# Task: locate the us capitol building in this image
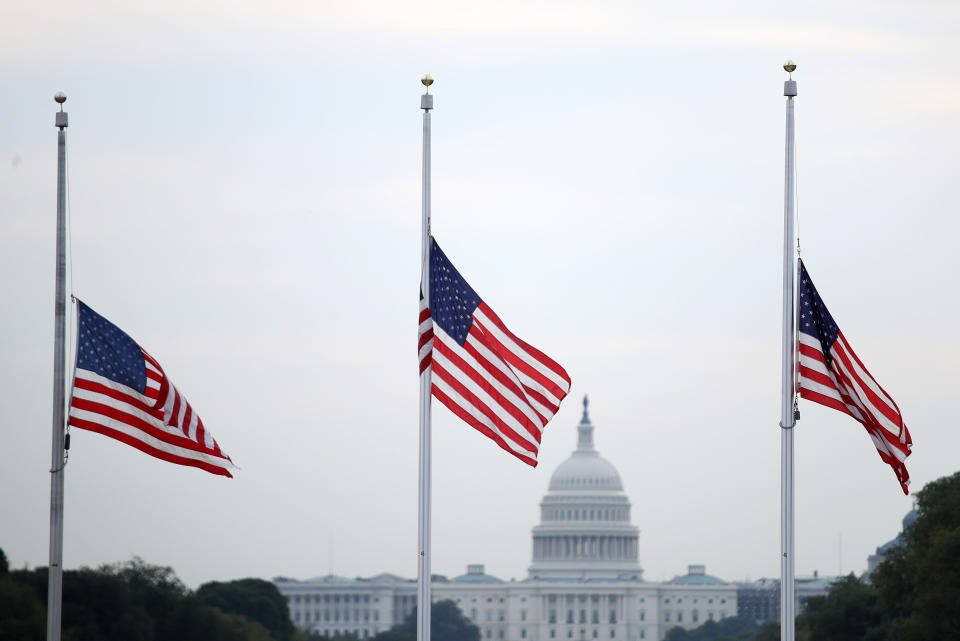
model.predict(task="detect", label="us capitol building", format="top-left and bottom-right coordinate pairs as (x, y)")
top-left (276, 398), bottom-right (738, 641)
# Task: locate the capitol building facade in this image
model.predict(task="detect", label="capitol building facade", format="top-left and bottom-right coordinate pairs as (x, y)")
top-left (276, 399), bottom-right (738, 641)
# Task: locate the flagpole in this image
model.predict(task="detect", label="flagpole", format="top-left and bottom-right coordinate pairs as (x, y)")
top-left (48, 91), bottom-right (69, 641)
top-left (780, 62), bottom-right (798, 641)
top-left (417, 74), bottom-right (434, 641)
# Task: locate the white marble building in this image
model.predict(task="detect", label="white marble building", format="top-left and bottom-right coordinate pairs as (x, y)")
top-left (276, 398), bottom-right (737, 641)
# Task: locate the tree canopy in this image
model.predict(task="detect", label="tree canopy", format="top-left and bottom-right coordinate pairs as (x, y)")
top-left (0, 553), bottom-right (294, 641)
top-left (790, 470), bottom-right (960, 641)
top-left (371, 599), bottom-right (479, 641)
top-left (197, 578), bottom-right (295, 641)
top-left (870, 470), bottom-right (960, 640)
top-left (664, 615), bottom-right (762, 641)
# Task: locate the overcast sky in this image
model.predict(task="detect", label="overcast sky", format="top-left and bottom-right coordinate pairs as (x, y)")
top-left (1, 0), bottom-right (958, 590)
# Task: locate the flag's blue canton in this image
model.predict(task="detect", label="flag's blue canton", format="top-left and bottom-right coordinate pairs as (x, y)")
top-left (799, 260), bottom-right (840, 366)
top-left (429, 237), bottom-right (481, 346)
top-left (76, 301), bottom-right (147, 393)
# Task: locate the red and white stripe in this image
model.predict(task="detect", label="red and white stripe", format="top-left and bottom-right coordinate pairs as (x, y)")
top-left (418, 295), bottom-right (433, 375)
top-left (798, 330), bottom-right (912, 493)
top-left (69, 347), bottom-right (235, 477)
top-left (419, 300), bottom-right (570, 467)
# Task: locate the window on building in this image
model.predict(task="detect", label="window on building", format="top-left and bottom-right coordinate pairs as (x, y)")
top-left (692, 610), bottom-right (698, 623)
top-left (610, 630), bottom-right (615, 639)
top-left (677, 612), bottom-right (683, 622)
top-left (708, 612), bottom-right (714, 621)
top-left (499, 630), bottom-right (504, 639)
top-left (472, 609), bottom-right (478, 620)
top-left (522, 610), bottom-right (527, 621)
top-left (664, 611), bottom-right (670, 623)
top-left (567, 631), bottom-right (572, 639)
top-left (550, 630), bottom-right (556, 639)
top-left (487, 611), bottom-right (492, 622)
top-left (522, 630), bottom-right (527, 639)
top-left (499, 611), bottom-right (505, 622)
top-left (580, 610), bottom-right (586, 624)
top-left (640, 630), bottom-right (645, 640)
top-left (549, 609), bottom-right (557, 624)
top-left (592, 610), bottom-right (599, 624)
top-left (486, 631), bottom-right (492, 639)
top-left (567, 610), bottom-right (574, 624)
top-left (592, 630), bottom-right (598, 639)
top-left (609, 610), bottom-right (616, 624)
top-left (639, 611), bottom-right (644, 622)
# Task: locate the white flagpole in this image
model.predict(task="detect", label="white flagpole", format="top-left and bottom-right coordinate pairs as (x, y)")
top-left (418, 74), bottom-right (434, 641)
top-left (48, 91), bottom-right (69, 641)
top-left (780, 61), bottom-right (798, 641)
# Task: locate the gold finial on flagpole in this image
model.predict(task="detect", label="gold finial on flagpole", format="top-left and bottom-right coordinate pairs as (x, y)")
top-left (421, 74), bottom-right (434, 92)
top-left (783, 60), bottom-right (797, 78)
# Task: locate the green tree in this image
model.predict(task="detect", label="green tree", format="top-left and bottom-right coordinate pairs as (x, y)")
top-left (785, 470), bottom-right (960, 641)
top-left (663, 615), bottom-right (761, 641)
top-left (372, 600), bottom-right (480, 641)
top-left (872, 470), bottom-right (960, 640)
top-left (795, 575), bottom-right (882, 641)
top-left (751, 623), bottom-right (779, 641)
top-left (0, 572), bottom-right (45, 641)
top-left (0, 554), bottom-right (291, 641)
top-left (197, 578), bottom-right (295, 641)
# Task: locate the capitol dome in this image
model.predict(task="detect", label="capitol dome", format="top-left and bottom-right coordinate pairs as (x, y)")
top-left (528, 397), bottom-right (642, 581)
top-left (547, 407), bottom-right (624, 492)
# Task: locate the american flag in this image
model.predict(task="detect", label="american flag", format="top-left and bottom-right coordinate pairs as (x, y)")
top-left (797, 260), bottom-right (912, 493)
top-left (68, 300), bottom-right (235, 477)
top-left (418, 237), bottom-right (571, 466)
